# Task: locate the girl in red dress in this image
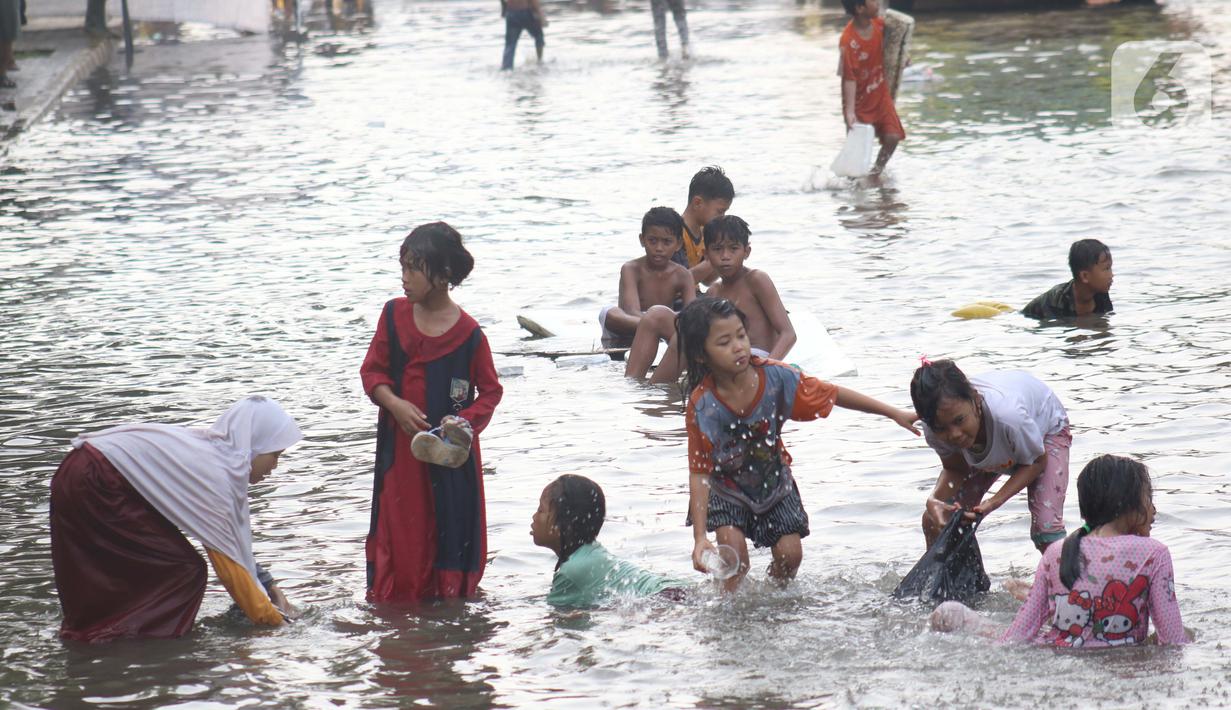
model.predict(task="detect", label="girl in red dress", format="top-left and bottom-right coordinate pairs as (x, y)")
top-left (360, 222), bottom-right (503, 602)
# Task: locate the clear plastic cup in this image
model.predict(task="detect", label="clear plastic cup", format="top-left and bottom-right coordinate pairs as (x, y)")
top-left (701, 544), bottom-right (740, 581)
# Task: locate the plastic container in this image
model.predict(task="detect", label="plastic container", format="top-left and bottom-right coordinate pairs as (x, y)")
top-left (831, 123), bottom-right (875, 178)
top-left (701, 544), bottom-right (740, 581)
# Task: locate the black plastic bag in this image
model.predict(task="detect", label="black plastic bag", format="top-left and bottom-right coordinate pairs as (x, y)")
top-left (892, 511), bottom-right (991, 603)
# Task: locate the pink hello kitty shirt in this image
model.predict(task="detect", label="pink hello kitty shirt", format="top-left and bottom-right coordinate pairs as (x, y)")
top-left (1002, 535), bottom-right (1187, 647)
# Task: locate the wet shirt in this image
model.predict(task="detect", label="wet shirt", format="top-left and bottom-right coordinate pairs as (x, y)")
top-left (687, 359), bottom-right (838, 514)
top-left (547, 542), bottom-right (682, 607)
top-left (1022, 280), bottom-right (1114, 319)
top-left (1002, 535), bottom-right (1187, 647)
top-left (922, 371), bottom-right (1067, 475)
top-left (840, 18), bottom-right (891, 118)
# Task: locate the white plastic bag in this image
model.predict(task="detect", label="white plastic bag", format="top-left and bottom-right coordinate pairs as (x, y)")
top-left (830, 123), bottom-right (875, 178)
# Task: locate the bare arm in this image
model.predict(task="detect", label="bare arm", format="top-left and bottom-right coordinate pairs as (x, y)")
top-left (924, 452), bottom-right (974, 535)
top-left (530, 0), bottom-right (546, 23)
top-left (690, 259), bottom-right (717, 287)
top-left (843, 79), bottom-right (857, 129)
top-left (748, 270), bottom-right (796, 360)
top-left (689, 472), bottom-right (716, 572)
top-left (974, 453), bottom-right (1047, 517)
top-left (372, 383), bottom-right (429, 433)
top-left (834, 385), bottom-right (919, 435)
top-left (678, 268), bottom-right (697, 307)
top-left (617, 261), bottom-right (643, 314)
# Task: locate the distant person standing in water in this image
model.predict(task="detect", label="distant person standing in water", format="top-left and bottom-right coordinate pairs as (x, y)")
top-left (0, 0), bottom-right (20, 89)
top-left (501, 0), bottom-right (547, 70)
top-left (838, 0), bottom-right (905, 177)
top-left (652, 0), bottom-right (689, 60)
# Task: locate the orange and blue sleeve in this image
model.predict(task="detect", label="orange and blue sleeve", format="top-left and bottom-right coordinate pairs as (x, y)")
top-left (791, 374), bottom-right (838, 421)
top-left (206, 549), bottom-right (284, 627)
top-left (686, 399), bottom-right (713, 477)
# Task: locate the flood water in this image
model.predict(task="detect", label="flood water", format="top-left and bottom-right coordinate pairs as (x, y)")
top-left (2, 0), bottom-right (1230, 706)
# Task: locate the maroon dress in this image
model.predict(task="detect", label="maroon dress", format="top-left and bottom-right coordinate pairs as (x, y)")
top-left (50, 444), bottom-right (208, 642)
top-left (360, 299), bottom-right (503, 602)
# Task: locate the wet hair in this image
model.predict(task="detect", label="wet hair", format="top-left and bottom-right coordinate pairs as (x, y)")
top-left (687, 166), bottom-right (735, 204)
top-left (399, 221), bottom-right (475, 287)
top-left (641, 206), bottom-right (685, 239)
top-left (909, 359), bottom-right (978, 428)
top-left (676, 297), bottom-right (749, 398)
top-left (702, 215), bottom-right (751, 248)
top-left (840, 0), bottom-right (868, 14)
top-left (1068, 239), bottom-right (1110, 278)
top-left (545, 474), bottom-right (606, 566)
top-left (1059, 455), bottom-right (1153, 589)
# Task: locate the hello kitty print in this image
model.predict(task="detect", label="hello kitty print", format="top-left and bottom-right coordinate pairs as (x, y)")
top-left (1002, 535), bottom-right (1187, 647)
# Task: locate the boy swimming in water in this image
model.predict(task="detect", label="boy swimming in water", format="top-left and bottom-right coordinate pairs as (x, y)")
top-left (1022, 239), bottom-right (1114, 319)
top-left (838, 0), bottom-right (904, 177)
top-left (601, 207), bottom-right (697, 349)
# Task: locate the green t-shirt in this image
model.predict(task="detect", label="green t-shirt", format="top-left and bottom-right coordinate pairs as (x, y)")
top-left (546, 542), bottom-right (683, 608)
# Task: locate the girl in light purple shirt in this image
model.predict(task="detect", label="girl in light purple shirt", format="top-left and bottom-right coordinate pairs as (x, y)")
top-left (932, 454), bottom-right (1189, 647)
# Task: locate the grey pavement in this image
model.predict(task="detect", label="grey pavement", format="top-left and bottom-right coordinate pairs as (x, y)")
top-left (1, 12), bottom-right (119, 154)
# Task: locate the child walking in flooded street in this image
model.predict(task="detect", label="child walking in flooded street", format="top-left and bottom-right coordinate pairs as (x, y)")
top-left (681, 298), bottom-right (918, 591)
top-left (501, 0), bottom-right (547, 70)
top-left (361, 222), bottom-right (503, 602)
top-left (651, 0), bottom-right (690, 60)
top-left (838, 0), bottom-right (905, 177)
top-left (932, 455), bottom-right (1190, 648)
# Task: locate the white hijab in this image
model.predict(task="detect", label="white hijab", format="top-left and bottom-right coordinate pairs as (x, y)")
top-left (73, 395), bottom-right (303, 589)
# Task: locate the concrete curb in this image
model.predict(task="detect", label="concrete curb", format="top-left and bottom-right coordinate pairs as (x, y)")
top-left (2, 35), bottom-right (115, 147)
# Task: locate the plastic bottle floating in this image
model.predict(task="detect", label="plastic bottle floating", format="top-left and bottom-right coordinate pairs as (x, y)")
top-left (951, 301), bottom-right (1015, 320)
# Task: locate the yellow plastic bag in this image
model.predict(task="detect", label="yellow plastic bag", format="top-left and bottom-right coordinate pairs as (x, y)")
top-left (951, 301), bottom-right (1014, 319)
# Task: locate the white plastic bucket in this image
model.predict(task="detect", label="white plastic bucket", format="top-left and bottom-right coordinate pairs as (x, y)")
top-left (831, 123), bottom-right (875, 178)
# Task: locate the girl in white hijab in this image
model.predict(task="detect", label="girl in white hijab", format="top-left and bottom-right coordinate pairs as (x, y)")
top-left (50, 395), bottom-right (302, 642)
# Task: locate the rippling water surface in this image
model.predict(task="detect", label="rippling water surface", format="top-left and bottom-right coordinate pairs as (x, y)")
top-left (2, 0), bottom-right (1230, 706)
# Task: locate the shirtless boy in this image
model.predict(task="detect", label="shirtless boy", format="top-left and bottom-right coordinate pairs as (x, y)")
top-left (626, 215), bottom-right (795, 383)
top-left (600, 206), bottom-right (697, 348)
top-left (702, 216), bottom-right (796, 361)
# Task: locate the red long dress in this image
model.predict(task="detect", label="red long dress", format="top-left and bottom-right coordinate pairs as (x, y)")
top-left (360, 299), bottom-right (503, 602)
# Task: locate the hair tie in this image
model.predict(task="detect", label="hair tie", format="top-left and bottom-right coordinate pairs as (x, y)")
top-left (919, 355), bottom-right (933, 367)
top-left (1081, 523), bottom-right (1091, 534)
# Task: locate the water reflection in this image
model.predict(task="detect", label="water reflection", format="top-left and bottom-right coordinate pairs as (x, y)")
top-left (367, 602), bottom-right (502, 707)
top-left (834, 184), bottom-right (910, 234)
top-left (650, 62), bottom-right (693, 135)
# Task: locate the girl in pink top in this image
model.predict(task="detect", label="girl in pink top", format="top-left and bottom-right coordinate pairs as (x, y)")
top-left (932, 454), bottom-right (1189, 647)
